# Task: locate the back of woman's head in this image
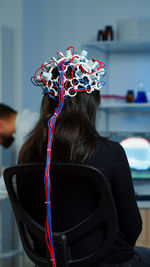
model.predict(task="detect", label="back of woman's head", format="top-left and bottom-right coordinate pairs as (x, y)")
top-left (19, 91), bottom-right (100, 163)
top-left (47, 90), bottom-right (100, 162)
top-left (19, 46), bottom-right (105, 163)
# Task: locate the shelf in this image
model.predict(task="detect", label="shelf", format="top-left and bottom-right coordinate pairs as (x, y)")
top-left (83, 41), bottom-right (150, 53)
top-left (100, 131), bottom-right (150, 137)
top-left (99, 102), bottom-right (150, 111)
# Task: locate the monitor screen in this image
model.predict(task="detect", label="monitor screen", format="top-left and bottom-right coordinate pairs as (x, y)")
top-left (106, 133), bottom-right (150, 200)
top-left (108, 133), bottom-right (150, 179)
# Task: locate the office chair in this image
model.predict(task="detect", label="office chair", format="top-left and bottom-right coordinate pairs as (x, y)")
top-left (4, 162), bottom-right (117, 267)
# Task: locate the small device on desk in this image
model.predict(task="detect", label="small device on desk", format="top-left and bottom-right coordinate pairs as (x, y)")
top-left (132, 172), bottom-right (150, 200)
top-left (0, 166), bottom-right (8, 200)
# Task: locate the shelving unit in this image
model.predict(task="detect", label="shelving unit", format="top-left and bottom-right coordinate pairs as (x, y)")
top-left (83, 41), bottom-right (150, 134)
top-left (97, 101), bottom-right (150, 134)
top-left (83, 40), bottom-right (150, 53)
top-left (83, 40), bottom-right (150, 96)
top-left (84, 41), bottom-right (150, 249)
top-left (100, 102), bottom-right (150, 111)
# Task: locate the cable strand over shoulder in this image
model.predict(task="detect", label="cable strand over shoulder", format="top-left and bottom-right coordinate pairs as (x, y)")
top-left (44, 62), bottom-right (65, 267)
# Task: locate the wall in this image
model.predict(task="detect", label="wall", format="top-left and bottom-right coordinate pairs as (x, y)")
top-left (0, 0), bottom-right (150, 130)
top-left (22, 0), bottom-right (150, 111)
top-left (0, 0), bottom-right (22, 166)
top-left (0, 0), bottom-right (22, 110)
top-left (22, 0), bottom-right (46, 112)
top-left (0, 4), bottom-right (23, 266)
top-left (1, 0), bottom-right (150, 110)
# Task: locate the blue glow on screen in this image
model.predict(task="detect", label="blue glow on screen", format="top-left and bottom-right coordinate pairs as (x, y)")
top-left (120, 137), bottom-right (150, 171)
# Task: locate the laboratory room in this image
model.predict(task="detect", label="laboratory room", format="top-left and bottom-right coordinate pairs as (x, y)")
top-left (0, 0), bottom-right (150, 266)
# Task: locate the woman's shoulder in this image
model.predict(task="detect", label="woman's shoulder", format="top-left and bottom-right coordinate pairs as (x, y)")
top-left (95, 136), bottom-right (128, 167)
top-left (96, 135), bottom-right (124, 152)
top-left (95, 135), bottom-right (127, 160)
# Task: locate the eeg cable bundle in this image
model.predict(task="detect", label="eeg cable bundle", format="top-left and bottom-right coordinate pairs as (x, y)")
top-left (33, 46), bottom-right (106, 266)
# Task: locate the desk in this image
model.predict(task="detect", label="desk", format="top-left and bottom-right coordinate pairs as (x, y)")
top-left (133, 179), bottom-right (150, 248)
top-left (137, 201), bottom-right (150, 209)
top-left (136, 201), bottom-right (150, 248)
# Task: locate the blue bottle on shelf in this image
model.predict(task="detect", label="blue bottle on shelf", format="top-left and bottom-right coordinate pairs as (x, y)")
top-left (135, 82), bottom-right (148, 103)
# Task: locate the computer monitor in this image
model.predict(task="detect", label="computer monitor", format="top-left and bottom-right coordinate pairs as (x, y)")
top-left (108, 133), bottom-right (150, 179)
top-left (108, 133), bottom-right (150, 200)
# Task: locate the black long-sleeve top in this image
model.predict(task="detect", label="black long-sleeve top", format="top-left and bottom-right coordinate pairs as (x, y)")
top-left (85, 137), bottom-right (142, 264)
top-left (17, 137), bottom-right (142, 264)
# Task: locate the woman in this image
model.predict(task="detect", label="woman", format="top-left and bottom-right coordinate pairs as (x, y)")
top-left (19, 47), bottom-right (150, 266)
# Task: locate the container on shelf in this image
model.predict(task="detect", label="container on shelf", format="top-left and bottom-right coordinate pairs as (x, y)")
top-left (135, 91), bottom-right (148, 103)
top-left (97, 30), bottom-right (104, 41)
top-left (126, 90), bottom-right (135, 103)
top-left (135, 81), bottom-right (148, 103)
top-left (117, 17), bottom-right (150, 41)
top-left (97, 25), bottom-right (114, 42)
top-left (104, 26), bottom-right (114, 41)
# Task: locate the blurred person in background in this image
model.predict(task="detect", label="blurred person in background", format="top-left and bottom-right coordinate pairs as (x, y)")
top-left (0, 103), bottom-right (39, 198)
top-left (0, 103), bottom-right (39, 156)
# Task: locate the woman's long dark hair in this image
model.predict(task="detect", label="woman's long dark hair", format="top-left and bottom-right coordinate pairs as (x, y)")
top-left (19, 91), bottom-right (101, 164)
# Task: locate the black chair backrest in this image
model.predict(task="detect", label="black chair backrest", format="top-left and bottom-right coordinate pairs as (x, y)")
top-left (4, 162), bottom-right (117, 267)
